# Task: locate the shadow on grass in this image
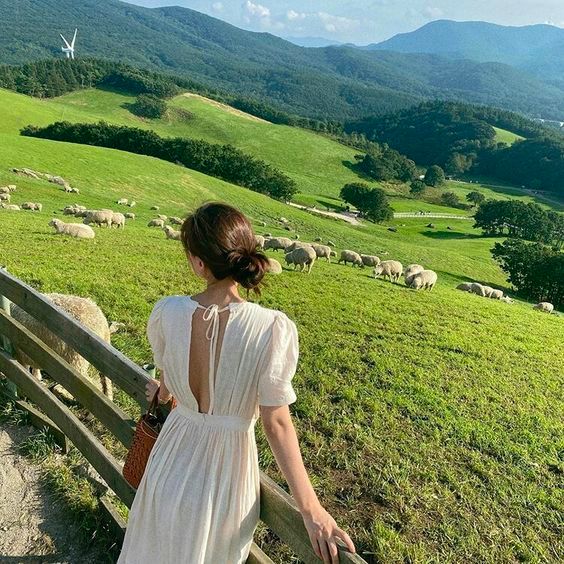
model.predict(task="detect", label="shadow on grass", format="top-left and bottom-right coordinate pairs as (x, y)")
top-left (420, 230), bottom-right (482, 240)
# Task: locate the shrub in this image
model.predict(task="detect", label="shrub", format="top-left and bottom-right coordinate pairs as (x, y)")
top-left (130, 94), bottom-right (167, 119)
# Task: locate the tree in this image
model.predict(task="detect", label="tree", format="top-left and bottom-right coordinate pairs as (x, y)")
top-left (440, 192), bottom-right (460, 208)
top-left (466, 191), bottom-right (486, 206)
top-left (339, 183), bottom-right (393, 223)
top-left (409, 180), bottom-right (426, 197)
top-left (340, 183), bottom-right (372, 210)
top-left (130, 94), bottom-right (167, 119)
top-left (424, 165), bottom-right (445, 187)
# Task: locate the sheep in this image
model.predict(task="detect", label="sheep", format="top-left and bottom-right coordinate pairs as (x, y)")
top-left (338, 250), bottom-right (363, 267)
top-left (169, 217), bottom-right (183, 225)
top-left (361, 254), bottom-right (380, 267)
top-left (163, 225), bottom-right (181, 240)
top-left (124, 212), bottom-right (136, 220)
top-left (83, 210), bottom-right (113, 228)
top-left (500, 296), bottom-right (514, 304)
top-left (284, 246), bottom-right (316, 273)
top-left (128, 201), bottom-right (136, 208)
top-left (456, 282), bottom-right (472, 292)
top-left (0, 193), bottom-right (11, 202)
top-left (286, 241), bottom-right (313, 252)
top-left (21, 202), bottom-right (42, 211)
top-left (157, 214), bottom-right (168, 221)
top-left (148, 218), bottom-right (165, 228)
top-left (7, 185), bottom-right (16, 192)
top-left (490, 289), bottom-right (504, 300)
top-left (0, 204), bottom-right (20, 210)
top-left (264, 237), bottom-right (293, 252)
top-left (255, 235), bottom-right (265, 250)
top-left (49, 218), bottom-right (95, 239)
top-left (10, 293), bottom-right (114, 401)
top-left (373, 260), bottom-right (403, 282)
top-left (64, 185), bottom-right (79, 194)
top-left (407, 269), bottom-right (438, 291)
top-left (150, 205), bottom-right (160, 211)
top-left (533, 302), bottom-right (554, 313)
top-left (404, 264), bottom-right (425, 284)
top-left (111, 212), bottom-right (126, 229)
top-left (482, 286), bottom-right (495, 298)
top-left (470, 283), bottom-right (487, 297)
top-left (63, 205), bottom-right (79, 215)
top-left (426, 223), bottom-right (435, 228)
top-left (311, 244), bottom-right (332, 262)
top-left (117, 198), bottom-right (128, 205)
top-left (279, 217), bottom-right (289, 224)
top-left (266, 258), bottom-right (282, 275)
top-left (0, 187), bottom-right (11, 194)
top-left (314, 237), bottom-right (323, 242)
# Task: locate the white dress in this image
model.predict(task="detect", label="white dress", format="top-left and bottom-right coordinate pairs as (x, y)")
top-left (118, 295), bottom-right (299, 564)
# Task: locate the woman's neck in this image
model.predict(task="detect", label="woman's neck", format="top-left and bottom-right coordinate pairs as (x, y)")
top-left (192, 278), bottom-right (244, 307)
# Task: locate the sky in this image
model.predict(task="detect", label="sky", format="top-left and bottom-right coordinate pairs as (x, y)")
top-left (128, 0), bottom-right (564, 44)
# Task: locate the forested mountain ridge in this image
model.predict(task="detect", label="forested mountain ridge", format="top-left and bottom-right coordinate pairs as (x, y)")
top-left (1, 0), bottom-right (564, 120)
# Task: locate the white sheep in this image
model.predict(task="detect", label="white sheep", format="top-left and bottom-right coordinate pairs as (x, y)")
top-left (7, 185), bottom-right (16, 192)
top-left (533, 302), bottom-right (554, 313)
top-left (456, 283), bottom-right (472, 292)
top-left (111, 212), bottom-right (126, 229)
top-left (148, 218), bottom-right (165, 228)
top-left (255, 235), bottom-right (266, 250)
top-left (125, 212), bottom-right (136, 219)
top-left (267, 258), bottom-right (282, 275)
top-left (157, 214), bottom-right (168, 221)
top-left (404, 264), bottom-right (424, 284)
top-left (264, 237), bottom-right (293, 251)
top-left (163, 225), bottom-right (181, 240)
top-left (338, 250), bottom-right (363, 267)
top-left (84, 210), bottom-right (113, 228)
top-left (128, 201), bottom-right (136, 208)
top-left (500, 296), bottom-right (514, 304)
top-left (21, 202), bottom-right (42, 211)
top-left (0, 187), bottom-right (11, 194)
top-left (169, 217), bottom-right (183, 225)
top-left (470, 283), bottom-right (487, 297)
top-left (117, 198), bottom-right (128, 205)
top-left (286, 241), bottom-right (312, 252)
top-left (490, 289), bottom-right (504, 300)
top-left (10, 293), bottom-right (114, 400)
top-left (361, 254), bottom-right (380, 267)
top-left (150, 205), bottom-right (160, 211)
top-left (0, 193), bottom-right (11, 202)
top-left (482, 286), bottom-right (495, 298)
top-left (407, 269), bottom-right (438, 291)
top-left (312, 244), bottom-right (332, 262)
top-left (373, 260), bottom-right (403, 282)
top-left (0, 203), bottom-right (20, 210)
top-left (49, 218), bottom-right (95, 239)
top-left (285, 246), bottom-right (317, 273)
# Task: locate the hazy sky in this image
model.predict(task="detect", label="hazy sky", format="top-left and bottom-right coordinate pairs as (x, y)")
top-left (128, 0), bottom-right (564, 43)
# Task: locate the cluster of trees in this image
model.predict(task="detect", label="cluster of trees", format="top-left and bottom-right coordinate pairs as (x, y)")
top-left (21, 121), bottom-right (296, 201)
top-left (130, 94), bottom-right (168, 119)
top-left (354, 144), bottom-right (416, 183)
top-left (339, 183), bottom-right (394, 223)
top-left (474, 200), bottom-right (564, 248)
top-left (492, 239), bottom-right (563, 309)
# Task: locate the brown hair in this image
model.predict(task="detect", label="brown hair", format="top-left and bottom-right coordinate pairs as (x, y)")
top-left (181, 202), bottom-right (269, 294)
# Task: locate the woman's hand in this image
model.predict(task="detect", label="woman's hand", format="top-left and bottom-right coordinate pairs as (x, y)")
top-left (301, 503), bottom-right (356, 563)
top-left (145, 378), bottom-right (160, 402)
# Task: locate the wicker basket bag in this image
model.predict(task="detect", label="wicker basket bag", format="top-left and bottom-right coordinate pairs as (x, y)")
top-left (123, 390), bottom-right (177, 489)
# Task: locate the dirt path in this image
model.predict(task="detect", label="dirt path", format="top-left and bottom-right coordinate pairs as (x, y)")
top-left (288, 202), bottom-right (362, 225)
top-left (181, 93), bottom-right (269, 123)
top-left (393, 213), bottom-right (473, 220)
top-left (0, 422), bottom-right (103, 563)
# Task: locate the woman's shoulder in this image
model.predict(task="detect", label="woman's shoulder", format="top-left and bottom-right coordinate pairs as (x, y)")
top-left (245, 302), bottom-right (295, 328)
top-left (150, 295), bottom-right (190, 318)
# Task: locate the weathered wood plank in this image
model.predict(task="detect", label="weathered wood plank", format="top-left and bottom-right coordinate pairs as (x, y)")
top-left (246, 543), bottom-right (275, 564)
top-left (99, 494), bottom-right (127, 544)
top-left (0, 281), bottom-right (18, 398)
top-left (260, 473), bottom-right (365, 563)
top-left (0, 310), bottom-right (136, 448)
top-left (0, 350), bottom-right (136, 507)
top-left (0, 269), bottom-right (150, 407)
top-left (0, 390), bottom-right (69, 452)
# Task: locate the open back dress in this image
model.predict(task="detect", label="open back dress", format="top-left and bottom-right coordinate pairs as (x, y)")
top-left (118, 295), bottom-right (299, 564)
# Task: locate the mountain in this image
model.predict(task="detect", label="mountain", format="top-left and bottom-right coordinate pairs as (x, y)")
top-left (283, 36), bottom-right (344, 48)
top-left (1, 0), bottom-right (564, 120)
top-left (367, 20), bottom-right (564, 87)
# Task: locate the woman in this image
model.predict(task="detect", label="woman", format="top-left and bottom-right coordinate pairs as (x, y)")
top-left (118, 202), bottom-right (355, 563)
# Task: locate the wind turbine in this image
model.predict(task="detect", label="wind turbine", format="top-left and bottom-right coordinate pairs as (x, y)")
top-left (60, 29), bottom-right (78, 59)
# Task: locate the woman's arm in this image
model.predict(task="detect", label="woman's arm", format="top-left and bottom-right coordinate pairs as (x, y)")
top-left (260, 404), bottom-right (355, 564)
top-left (144, 369), bottom-right (172, 403)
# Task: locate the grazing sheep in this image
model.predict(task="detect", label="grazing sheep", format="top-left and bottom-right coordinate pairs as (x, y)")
top-left (169, 217), bottom-right (183, 225)
top-left (10, 293), bottom-right (114, 400)
top-left (64, 185), bottom-right (80, 194)
top-left (407, 269), bottom-right (438, 291)
top-left (314, 237), bottom-right (323, 242)
top-left (360, 254), bottom-right (380, 267)
top-left (21, 202), bottom-right (42, 211)
top-left (338, 250), bottom-right (363, 267)
top-left (470, 283), bottom-right (487, 297)
top-left (482, 286), bottom-right (495, 298)
top-left (500, 296), bottom-right (514, 304)
top-left (124, 212), bottom-right (136, 220)
top-left (404, 264), bottom-right (425, 284)
top-left (110, 212), bottom-right (126, 229)
top-left (0, 203), bottom-right (20, 210)
top-left (163, 225), bottom-right (181, 240)
top-left (117, 198), bottom-right (128, 205)
top-left (266, 258), bottom-right (282, 274)
top-left (490, 289), bottom-right (504, 300)
top-left (311, 244), bottom-right (332, 262)
top-left (533, 302), bottom-right (554, 313)
top-left (7, 185), bottom-right (16, 192)
top-left (456, 282), bottom-right (472, 292)
top-left (373, 260), bottom-right (403, 282)
top-left (49, 218), bottom-right (95, 239)
top-left (284, 246), bottom-right (316, 273)
top-left (264, 237), bottom-right (293, 252)
top-left (148, 218), bottom-right (165, 228)
top-left (84, 210), bottom-right (113, 228)
top-left (63, 205), bottom-right (79, 215)
top-left (157, 214), bottom-right (168, 221)
top-left (279, 217), bottom-right (289, 224)
top-left (426, 223), bottom-right (435, 228)
top-left (255, 235), bottom-right (265, 250)
top-left (0, 186), bottom-right (11, 194)
top-left (150, 205), bottom-right (160, 211)
top-left (286, 241), bottom-right (312, 252)
top-left (0, 193), bottom-right (11, 202)
top-left (128, 201), bottom-right (136, 208)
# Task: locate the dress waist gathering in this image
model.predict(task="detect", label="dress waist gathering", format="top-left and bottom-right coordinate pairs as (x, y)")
top-left (174, 403), bottom-right (257, 433)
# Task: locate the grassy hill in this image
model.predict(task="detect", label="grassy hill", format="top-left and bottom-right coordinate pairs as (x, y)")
top-left (0, 88), bottom-right (562, 562)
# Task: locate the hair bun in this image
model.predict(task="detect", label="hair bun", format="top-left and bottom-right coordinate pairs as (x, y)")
top-left (229, 250), bottom-right (269, 290)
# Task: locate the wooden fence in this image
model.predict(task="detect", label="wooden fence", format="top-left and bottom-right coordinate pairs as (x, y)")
top-left (0, 268), bottom-right (365, 564)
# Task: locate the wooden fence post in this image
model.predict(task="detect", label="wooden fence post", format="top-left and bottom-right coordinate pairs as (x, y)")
top-left (0, 267), bottom-right (18, 398)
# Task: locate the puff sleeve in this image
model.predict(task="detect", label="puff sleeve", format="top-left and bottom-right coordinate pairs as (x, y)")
top-left (258, 312), bottom-right (299, 406)
top-left (146, 297), bottom-right (168, 370)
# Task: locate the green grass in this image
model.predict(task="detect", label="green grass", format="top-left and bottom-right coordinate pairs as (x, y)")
top-left (493, 126), bottom-right (524, 145)
top-left (0, 88), bottom-right (563, 563)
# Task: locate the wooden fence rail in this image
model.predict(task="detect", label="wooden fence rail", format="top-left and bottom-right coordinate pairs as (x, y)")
top-left (0, 268), bottom-right (365, 563)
